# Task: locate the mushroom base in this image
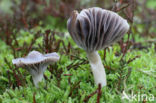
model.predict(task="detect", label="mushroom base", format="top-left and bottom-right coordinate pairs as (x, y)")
top-left (87, 51), bottom-right (107, 87)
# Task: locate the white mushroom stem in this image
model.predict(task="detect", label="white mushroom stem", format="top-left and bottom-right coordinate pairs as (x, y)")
top-left (87, 51), bottom-right (107, 87)
top-left (32, 72), bottom-right (44, 87)
top-left (29, 64), bottom-right (48, 87)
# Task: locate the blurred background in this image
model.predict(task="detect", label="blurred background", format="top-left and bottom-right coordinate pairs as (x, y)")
top-left (0, 0), bottom-right (155, 41)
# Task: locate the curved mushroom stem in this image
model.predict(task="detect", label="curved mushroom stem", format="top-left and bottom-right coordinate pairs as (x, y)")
top-left (32, 72), bottom-right (44, 87)
top-left (29, 64), bottom-right (48, 87)
top-left (87, 51), bottom-right (107, 87)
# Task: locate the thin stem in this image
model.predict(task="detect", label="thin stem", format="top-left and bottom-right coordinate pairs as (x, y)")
top-left (87, 51), bottom-right (107, 87)
top-left (29, 64), bottom-right (48, 87)
top-left (32, 72), bottom-right (44, 87)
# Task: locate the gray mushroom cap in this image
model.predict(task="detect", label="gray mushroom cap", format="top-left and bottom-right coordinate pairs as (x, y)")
top-left (12, 51), bottom-right (60, 67)
top-left (67, 7), bottom-right (129, 52)
top-left (12, 51), bottom-right (60, 77)
top-left (12, 51), bottom-right (60, 87)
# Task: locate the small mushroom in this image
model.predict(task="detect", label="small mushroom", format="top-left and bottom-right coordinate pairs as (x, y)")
top-left (67, 7), bottom-right (129, 87)
top-left (12, 51), bottom-right (60, 87)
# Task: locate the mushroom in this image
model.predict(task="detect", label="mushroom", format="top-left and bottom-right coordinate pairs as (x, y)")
top-left (12, 51), bottom-right (60, 87)
top-left (67, 7), bottom-right (129, 87)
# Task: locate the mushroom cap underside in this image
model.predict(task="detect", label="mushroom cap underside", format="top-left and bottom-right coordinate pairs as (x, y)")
top-left (67, 7), bottom-right (129, 52)
top-left (12, 51), bottom-right (60, 67)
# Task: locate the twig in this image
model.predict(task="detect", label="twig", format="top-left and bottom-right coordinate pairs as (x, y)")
top-left (69, 54), bottom-right (86, 61)
top-left (127, 55), bottom-right (141, 64)
top-left (33, 92), bottom-right (36, 103)
top-left (97, 84), bottom-right (102, 103)
top-left (63, 74), bottom-right (72, 76)
top-left (69, 81), bottom-right (81, 97)
top-left (67, 59), bottom-right (88, 70)
top-left (83, 90), bottom-right (97, 102)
